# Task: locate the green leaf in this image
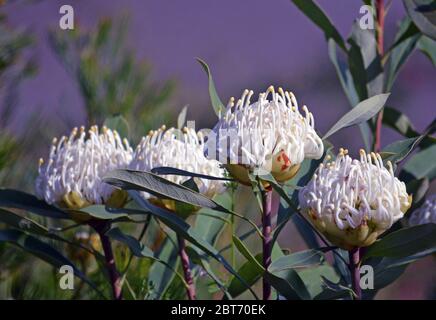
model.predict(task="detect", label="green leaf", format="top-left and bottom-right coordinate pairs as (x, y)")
top-left (186, 245), bottom-right (232, 299)
top-left (364, 224), bottom-right (436, 259)
top-left (328, 40), bottom-right (371, 149)
top-left (104, 169), bottom-right (224, 211)
top-left (194, 192), bottom-right (232, 246)
top-left (349, 22), bottom-right (383, 97)
top-left (151, 166), bottom-right (233, 181)
top-left (129, 191), bottom-right (258, 298)
top-left (103, 114), bottom-right (130, 138)
top-left (177, 105), bottom-right (188, 129)
top-left (227, 243), bottom-right (283, 298)
top-left (147, 232), bottom-right (180, 299)
top-left (265, 269), bottom-right (311, 300)
top-left (386, 17), bottom-right (421, 90)
top-left (323, 93), bottom-right (390, 139)
top-left (291, 0), bottom-right (346, 51)
top-left (381, 135), bottom-right (424, 165)
top-left (196, 58), bottom-right (225, 117)
top-left (347, 38), bottom-right (369, 101)
top-left (328, 40), bottom-right (359, 105)
top-left (268, 250), bottom-right (324, 273)
top-left (401, 144), bottom-right (436, 180)
top-left (0, 189), bottom-right (68, 219)
top-left (74, 205), bottom-right (147, 221)
top-left (228, 253), bottom-right (263, 298)
top-left (0, 229), bottom-right (103, 297)
top-left (403, 0), bottom-right (436, 40)
top-left (104, 169), bottom-right (261, 235)
top-left (0, 208), bottom-right (49, 235)
top-left (418, 35), bottom-right (436, 65)
top-left (383, 106), bottom-right (420, 137)
top-left (232, 235), bottom-right (264, 272)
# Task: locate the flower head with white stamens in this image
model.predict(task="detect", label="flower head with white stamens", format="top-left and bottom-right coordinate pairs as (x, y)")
top-left (129, 126), bottom-right (226, 212)
top-left (299, 149), bottom-right (411, 250)
top-left (205, 86), bottom-right (324, 185)
top-left (36, 126), bottom-right (133, 210)
top-left (409, 195), bottom-right (436, 226)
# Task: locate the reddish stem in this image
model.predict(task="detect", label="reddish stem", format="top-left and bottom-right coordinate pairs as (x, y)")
top-left (262, 187), bottom-right (273, 300)
top-left (177, 235), bottom-right (196, 300)
top-left (349, 248), bottom-right (362, 300)
top-left (96, 227), bottom-right (122, 300)
top-left (374, 0), bottom-right (385, 152)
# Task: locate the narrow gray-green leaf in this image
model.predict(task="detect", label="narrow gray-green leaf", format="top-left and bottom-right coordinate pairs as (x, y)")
top-left (364, 224), bottom-right (436, 259)
top-left (291, 0), bottom-right (346, 51)
top-left (0, 189), bottom-right (68, 219)
top-left (196, 58), bottom-right (225, 117)
top-left (323, 93), bottom-right (390, 139)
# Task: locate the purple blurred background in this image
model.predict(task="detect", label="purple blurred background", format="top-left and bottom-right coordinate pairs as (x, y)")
top-left (3, 0), bottom-right (436, 299)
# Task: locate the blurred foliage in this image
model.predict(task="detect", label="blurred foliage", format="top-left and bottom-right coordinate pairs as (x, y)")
top-left (0, 14), bottom-right (37, 185)
top-left (49, 15), bottom-right (175, 140)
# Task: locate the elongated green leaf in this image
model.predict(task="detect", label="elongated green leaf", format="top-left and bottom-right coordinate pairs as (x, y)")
top-left (328, 40), bottom-right (371, 148)
top-left (196, 58), bottom-right (224, 117)
top-left (104, 169), bottom-right (223, 211)
top-left (195, 192), bottom-right (232, 246)
top-left (151, 166), bottom-right (233, 181)
top-left (403, 0), bottom-right (436, 40)
top-left (186, 245), bottom-right (232, 299)
top-left (0, 189), bottom-right (68, 219)
top-left (381, 135), bottom-right (424, 165)
top-left (107, 227), bottom-right (188, 290)
top-left (0, 229), bottom-right (103, 297)
top-left (401, 144), bottom-right (436, 180)
top-left (323, 93), bottom-right (390, 139)
top-left (74, 205), bottom-right (147, 221)
top-left (291, 0), bottom-right (346, 51)
top-left (129, 191), bottom-right (258, 298)
top-left (228, 253), bottom-right (263, 298)
top-left (268, 250), bottom-right (324, 273)
top-left (386, 17), bottom-right (421, 90)
top-left (233, 235), bottom-right (264, 272)
top-left (0, 208), bottom-right (49, 235)
top-left (348, 38), bottom-right (368, 101)
top-left (364, 224), bottom-right (436, 259)
top-left (383, 106), bottom-right (420, 137)
top-left (104, 169), bottom-right (261, 235)
top-left (328, 40), bottom-right (359, 106)
top-left (103, 114), bottom-right (129, 138)
top-left (418, 35), bottom-right (436, 65)
top-left (147, 231), bottom-right (179, 299)
top-left (265, 269), bottom-right (311, 300)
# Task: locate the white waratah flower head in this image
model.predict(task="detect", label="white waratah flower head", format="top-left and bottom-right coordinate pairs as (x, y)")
top-left (129, 126), bottom-right (226, 211)
top-left (36, 126), bottom-right (133, 210)
top-left (409, 195), bottom-right (436, 226)
top-left (206, 86), bottom-right (324, 185)
top-left (299, 148), bottom-right (411, 250)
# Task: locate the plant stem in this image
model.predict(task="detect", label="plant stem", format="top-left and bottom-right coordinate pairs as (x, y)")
top-left (177, 235), bottom-right (196, 300)
top-left (374, 0), bottom-right (385, 152)
top-left (348, 247), bottom-right (362, 300)
top-left (96, 226), bottom-right (122, 300)
top-left (261, 187), bottom-right (273, 300)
